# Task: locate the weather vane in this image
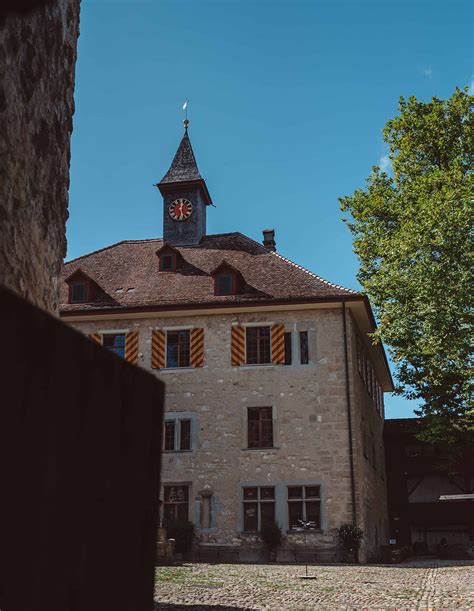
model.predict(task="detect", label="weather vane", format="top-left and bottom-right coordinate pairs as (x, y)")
top-left (183, 100), bottom-right (189, 130)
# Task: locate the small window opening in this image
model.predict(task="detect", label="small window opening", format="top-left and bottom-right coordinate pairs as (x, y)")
top-left (102, 333), bottom-right (126, 359)
top-left (299, 331), bottom-right (309, 364)
top-left (284, 332), bottom-right (292, 365)
top-left (161, 254), bottom-right (174, 271)
top-left (216, 274), bottom-right (233, 295)
top-left (70, 282), bottom-right (87, 303)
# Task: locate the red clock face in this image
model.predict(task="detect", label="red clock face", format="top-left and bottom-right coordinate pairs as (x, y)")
top-left (169, 198), bottom-right (193, 221)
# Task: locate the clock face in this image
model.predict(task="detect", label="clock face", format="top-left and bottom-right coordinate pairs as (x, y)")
top-left (169, 198), bottom-right (193, 221)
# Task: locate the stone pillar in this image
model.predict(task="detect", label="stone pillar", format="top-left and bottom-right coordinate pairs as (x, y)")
top-left (199, 487), bottom-right (213, 529)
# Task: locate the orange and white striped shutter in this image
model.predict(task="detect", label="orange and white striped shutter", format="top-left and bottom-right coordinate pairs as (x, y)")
top-left (190, 328), bottom-right (204, 367)
top-left (151, 330), bottom-right (166, 370)
top-left (271, 324), bottom-right (285, 365)
top-left (124, 331), bottom-right (139, 365)
top-left (231, 325), bottom-right (245, 366)
top-left (89, 333), bottom-right (102, 345)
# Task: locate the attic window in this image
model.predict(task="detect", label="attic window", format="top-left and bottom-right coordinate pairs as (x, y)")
top-left (70, 281), bottom-right (87, 304)
top-left (160, 254), bottom-right (175, 272)
top-left (215, 274), bottom-right (234, 295)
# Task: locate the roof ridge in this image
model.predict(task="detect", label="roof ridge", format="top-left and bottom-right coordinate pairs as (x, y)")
top-left (65, 238), bottom-right (163, 264)
top-left (269, 250), bottom-right (358, 294)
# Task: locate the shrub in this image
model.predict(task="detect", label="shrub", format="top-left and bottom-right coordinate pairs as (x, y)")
top-left (260, 521), bottom-right (283, 551)
top-left (336, 524), bottom-right (364, 552)
top-left (164, 519), bottom-right (195, 554)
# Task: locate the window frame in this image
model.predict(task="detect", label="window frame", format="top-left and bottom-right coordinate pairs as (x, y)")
top-left (166, 329), bottom-right (191, 368)
top-left (160, 253), bottom-right (176, 272)
top-left (299, 331), bottom-right (309, 365)
top-left (102, 332), bottom-right (126, 359)
top-left (247, 406), bottom-right (274, 449)
top-left (162, 484), bottom-right (189, 523)
top-left (214, 273), bottom-right (236, 296)
top-left (163, 417), bottom-right (193, 452)
top-left (245, 325), bottom-right (271, 365)
top-left (284, 331), bottom-right (292, 365)
top-left (242, 486), bottom-right (275, 533)
top-left (69, 281), bottom-right (88, 304)
top-left (287, 485), bottom-right (321, 531)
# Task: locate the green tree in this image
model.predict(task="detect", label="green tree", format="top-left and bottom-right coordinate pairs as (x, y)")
top-left (340, 88), bottom-right (473, 483)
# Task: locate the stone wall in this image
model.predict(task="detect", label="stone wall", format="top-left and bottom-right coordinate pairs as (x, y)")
top-left (348, 311), bottom-right (389, 560)
top-left (68, 305), bottom-right (388, 562)
top-left (0, 0), bottom-right (80, 312)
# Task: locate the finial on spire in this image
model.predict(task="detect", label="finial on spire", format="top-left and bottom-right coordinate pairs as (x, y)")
top-left (183, 100), bottom-right (189, 131)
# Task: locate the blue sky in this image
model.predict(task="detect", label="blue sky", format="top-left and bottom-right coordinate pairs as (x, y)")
top-left (68, 0), bottom-right (473, 419)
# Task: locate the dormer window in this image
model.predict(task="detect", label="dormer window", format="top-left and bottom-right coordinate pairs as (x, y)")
top-left (65, 269), bottom-right (99, 305)
top-left (215, 274), bottom-right (234, 295)
top-left (70, 281), bottom-right (87, 303)
top-left (157, 243), bottom-right (181, 272)
top-left (211, 261), bottom-right (243, 296)
top-left (160, 254), bottom-right (175, 272)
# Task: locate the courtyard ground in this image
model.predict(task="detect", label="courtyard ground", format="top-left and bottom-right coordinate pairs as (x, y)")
top-left (154, 559), bottom-right (474, 609)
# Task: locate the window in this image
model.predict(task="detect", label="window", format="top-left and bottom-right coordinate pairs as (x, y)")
top-left (242, 486), bottom-right (275, 532)
top-left (215, 274), bottom-right (234, 295)
top-left (166, 330), bottom-right (190, 368)
top-left (246, 326), bottom-right (271, 364)
top-left (164, 421), bottom-right (175, 451)
top-left (102, 333), bottom-right (126, 358)
top-left (163, 485), bottom-right (189, 522)
top-left (287, 485), bottom-right (321, 530)
top-left (70, 282), bottom-right (87, 303)
top-left (247, 407), bottom-right (273, 448)
top-left (299, 331), bottom-right (309, 364)
top-left (160, 254), bottom-right (175, 271)
top-left (284, 332), bottom-right (292, 365)
top-left (164, 418), bottom-right (191, 451)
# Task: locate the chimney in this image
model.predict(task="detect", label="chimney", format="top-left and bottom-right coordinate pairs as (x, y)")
top-left (262, 229), bottom-right (276, 252)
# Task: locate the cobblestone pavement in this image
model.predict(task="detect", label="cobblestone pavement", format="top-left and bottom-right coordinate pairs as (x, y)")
top-left (154, 560), bottom-right (474, 609)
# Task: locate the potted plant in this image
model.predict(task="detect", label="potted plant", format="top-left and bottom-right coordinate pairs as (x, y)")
top-left (260, 521), bottom-right (283, 562)
top-left (336, 524), bottom-right (363, 563)
top-left (164, 519), bottom-right (195, 558)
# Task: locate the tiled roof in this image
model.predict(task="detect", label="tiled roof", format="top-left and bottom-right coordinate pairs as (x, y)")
top-left (159, 131), bottom-right (203, 184)
top-left (60, 232), bottom-right (358, 313)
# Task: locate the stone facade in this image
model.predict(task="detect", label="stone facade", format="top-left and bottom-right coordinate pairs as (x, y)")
top-left (0, 0), bottom-right (80, 312)
top-left (68, 303), bottom-right (388, 562)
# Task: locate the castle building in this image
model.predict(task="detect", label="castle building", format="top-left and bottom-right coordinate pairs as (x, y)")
top-left (60, 123), bottom-right (393, 561)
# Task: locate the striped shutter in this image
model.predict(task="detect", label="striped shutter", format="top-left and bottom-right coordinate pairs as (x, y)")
top-left (190, 328), bottom-right (204, 367)
top-left (124, 331), bottom-right (139, 365)
top-left (271, 324), bottom-right (285, 365)
top-left (89, 333), bottom-right (102, 344)
top-left (231, 325), bottom-right (245, 366)
top-left (151, 330), bottom-right (166, 370)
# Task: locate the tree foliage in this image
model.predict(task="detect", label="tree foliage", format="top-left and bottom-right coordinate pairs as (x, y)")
top-left (340, 88), bottom-right (473, 450)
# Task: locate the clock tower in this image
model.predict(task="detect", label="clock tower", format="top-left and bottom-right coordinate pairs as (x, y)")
top-left (157, 122), bottom-right (212, 246)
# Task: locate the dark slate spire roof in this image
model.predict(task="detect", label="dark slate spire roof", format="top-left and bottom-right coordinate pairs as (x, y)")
top-left (160, 131), bottom-right (203, 184)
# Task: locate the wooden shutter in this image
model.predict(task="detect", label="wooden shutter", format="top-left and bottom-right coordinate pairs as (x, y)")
top-left (190, 328), bottom-right (204, 367)
top-left (271, 324), bottom-right (285, 365)
top-left (124, 331), bottom-right (139, 365)
top-left (151, 330), bottom-right (166, 370)
top-left (89, 333), bottom-right (102, 344)
top-left (231, 325), bottom-right (245, 366)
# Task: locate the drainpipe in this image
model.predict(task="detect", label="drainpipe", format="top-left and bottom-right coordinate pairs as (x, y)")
top-left (342, 298), bottom-right (357, 527)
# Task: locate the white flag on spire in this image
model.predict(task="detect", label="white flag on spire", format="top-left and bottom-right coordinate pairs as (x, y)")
top-left (183, 100), bottom-right (188, 110)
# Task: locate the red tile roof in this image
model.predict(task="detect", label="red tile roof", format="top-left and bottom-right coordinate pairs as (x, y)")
top-left (60, 232), bottom-right (358, 313)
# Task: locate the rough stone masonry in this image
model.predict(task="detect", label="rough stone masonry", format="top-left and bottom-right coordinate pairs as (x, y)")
top-left (0, 0), bottom-right (80, 312)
